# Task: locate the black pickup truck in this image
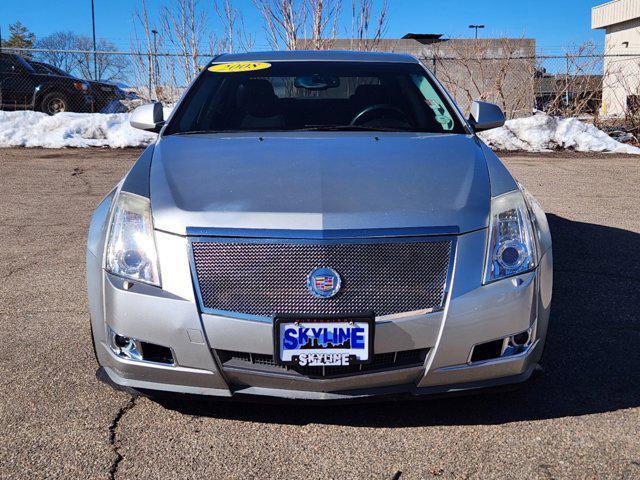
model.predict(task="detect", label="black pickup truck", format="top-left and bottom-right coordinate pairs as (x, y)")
top-left (0, 52), bottom-right (93, 114)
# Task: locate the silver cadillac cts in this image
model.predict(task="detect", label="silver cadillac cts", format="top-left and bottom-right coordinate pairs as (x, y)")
top-left (87, 51), bottom-right (552, 401)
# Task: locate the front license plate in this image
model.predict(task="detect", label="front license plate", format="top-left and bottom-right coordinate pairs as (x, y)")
top-left (274, 314), bottom-right (375, 366)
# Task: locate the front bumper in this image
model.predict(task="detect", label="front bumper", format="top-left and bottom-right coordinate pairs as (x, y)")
top-left (88, 228), bottom-right (552, 401)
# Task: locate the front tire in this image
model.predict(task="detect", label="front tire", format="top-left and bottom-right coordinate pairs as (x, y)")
top-left (39, 91), bottom-right (69, 115)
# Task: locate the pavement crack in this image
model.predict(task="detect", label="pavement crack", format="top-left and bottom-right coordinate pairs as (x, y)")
top-left (1, 262), bottom-right (34, 280)
top-left (71, 165), bottom-right (93, 194)
top-left (108, 396), bottom-right (137, 480)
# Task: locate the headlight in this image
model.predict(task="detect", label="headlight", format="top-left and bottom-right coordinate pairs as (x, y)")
top-left (483, 190), bottom-right (536, 284)
top-left (105, 191), bottom-right (160, 286)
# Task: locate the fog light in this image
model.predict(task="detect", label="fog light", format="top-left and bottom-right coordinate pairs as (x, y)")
top-left (108, 326), bottom-right (143, 361)
top-left (469, 322), bottom-right (537, 364)
top-left (510, 331), bottom-right (530, 347)
top-left (504, 324), bottom-right (536, 356)
top-left (114, 334), bottom-right (130, 348)
top-left (106, 326), bottom-right (174, 365)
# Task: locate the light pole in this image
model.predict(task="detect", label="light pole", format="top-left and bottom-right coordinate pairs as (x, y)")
top-left (91, 0), bottom-right (98, 80)
top-left (469, 24), bottom-right (485, 40)
top-left (151, 29), bottom-right (159, 83)
top-left (151, 29), bottom-right (158, 100)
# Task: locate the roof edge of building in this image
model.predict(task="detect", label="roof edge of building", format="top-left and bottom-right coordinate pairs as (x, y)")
top-left (592, 0), bottom-right (640, 29)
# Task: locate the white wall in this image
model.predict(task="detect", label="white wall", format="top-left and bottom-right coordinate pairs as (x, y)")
top-left (601, 17), bottom-right (640, 116)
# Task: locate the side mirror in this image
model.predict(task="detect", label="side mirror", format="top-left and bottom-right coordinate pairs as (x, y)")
top-left (130, 102), bottom-right (165, 133)
top-left (468, 101), bottom-right (505, 132)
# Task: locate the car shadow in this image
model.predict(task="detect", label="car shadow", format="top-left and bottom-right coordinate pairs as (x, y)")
top-left (152, 214), bottom-right (640, 426)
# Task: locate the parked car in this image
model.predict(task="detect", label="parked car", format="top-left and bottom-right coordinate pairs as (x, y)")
top-left (87, 51), bottom-right (552, 401)
top-left (28, 60), bottom-right (127, 112)
top-left (0, 53), bottom-right (92, 114)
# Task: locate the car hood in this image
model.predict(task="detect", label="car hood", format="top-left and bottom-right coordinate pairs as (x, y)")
top-left (89, 81), bottom-right (116, 90)
top-left (150, 132), bottom-right (490, 236)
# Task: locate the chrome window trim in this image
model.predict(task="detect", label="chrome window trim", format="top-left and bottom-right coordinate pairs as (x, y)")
top-left (186, 228), bottom-right (458, 323)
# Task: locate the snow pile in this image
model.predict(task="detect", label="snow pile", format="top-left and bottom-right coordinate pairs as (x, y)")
top-left (479, 112), bottom-right (640, 154)
top-left (1, 109), bottom-right (639, 153)
top-left (0, 111), bottom-right (156, 148)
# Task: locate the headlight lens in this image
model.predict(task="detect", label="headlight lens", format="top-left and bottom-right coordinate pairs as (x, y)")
top-left (483, 190), bottom-right (536, 283)
top-left (105, 191), bottom-right (160, 286)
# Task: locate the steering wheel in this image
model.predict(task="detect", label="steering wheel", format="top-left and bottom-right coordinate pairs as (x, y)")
top-left (350, 104), bottom-right (409, 126)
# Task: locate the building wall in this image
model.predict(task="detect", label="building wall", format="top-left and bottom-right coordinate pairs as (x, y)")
top-left (601, 18), bottom-right (640, 116)
top-left (592, 1), bottom-right (640, 116)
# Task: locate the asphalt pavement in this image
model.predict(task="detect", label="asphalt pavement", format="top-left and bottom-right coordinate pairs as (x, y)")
top-left (0, 147), bottom-right (638, 479)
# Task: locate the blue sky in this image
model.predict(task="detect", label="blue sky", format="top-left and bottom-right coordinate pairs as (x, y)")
top-left (1, 0), bottom-right (606, 54)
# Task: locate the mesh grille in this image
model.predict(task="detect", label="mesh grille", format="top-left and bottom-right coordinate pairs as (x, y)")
top-left (192, 240), bottom-right (452, 317)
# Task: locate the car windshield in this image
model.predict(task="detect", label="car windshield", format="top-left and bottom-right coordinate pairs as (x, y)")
top-left (31, 62), bottom-right (69, 77)
top-left (14, 55), bottom-right (35, 73)
top-left (165, 61), bottom-right (466, 135)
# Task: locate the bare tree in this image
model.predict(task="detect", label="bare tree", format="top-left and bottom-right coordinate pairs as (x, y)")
top-left (213, 0), bottom-right (237, 53)
top-left (252, 0), bottom-right (308, 50)
top-left (537, 42), bottom-right (603, 118)
top-left (161, 0), bottom-right (208, 83)
top-left (350, 0), bottom-right (388, 51)
top-left (35, 31), bottom-right (128, 82)
top-left (34, 32), bottom-right (79, 73)
top-left (74, 37), bottom-right (128, 82)
top-left (131, 0), bottom-right (159, 100)
top-left (308, 0), bottom-right (341, 50)
top-left (213, 0), bottom-right (255, 53)
top-left (431, 37), bottom-right (536, 119)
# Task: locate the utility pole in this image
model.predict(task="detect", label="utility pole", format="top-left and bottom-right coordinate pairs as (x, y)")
top-left (91, 0), bottom-right (98, 80)
top-left (469, 24), bottom-right (485, 40)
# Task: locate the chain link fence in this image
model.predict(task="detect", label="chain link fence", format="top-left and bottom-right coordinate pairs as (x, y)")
top-left (2, 47), bottom-right (640, 133)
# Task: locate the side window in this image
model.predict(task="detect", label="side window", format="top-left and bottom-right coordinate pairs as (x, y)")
top-left (0, 57), bottom-right (16, 75)
top-left (411, 74), bottom-right (455, 131)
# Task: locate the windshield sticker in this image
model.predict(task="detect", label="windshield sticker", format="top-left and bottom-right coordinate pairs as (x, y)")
top-left (208, 62), bottom-right (272, 73)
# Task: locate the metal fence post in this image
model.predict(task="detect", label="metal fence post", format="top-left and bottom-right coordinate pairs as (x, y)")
top-left (565, 53), bottom-right (570, 108)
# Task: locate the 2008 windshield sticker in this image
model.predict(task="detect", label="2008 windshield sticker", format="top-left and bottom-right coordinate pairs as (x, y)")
top-left (208, 62), bottom-right (271, 73)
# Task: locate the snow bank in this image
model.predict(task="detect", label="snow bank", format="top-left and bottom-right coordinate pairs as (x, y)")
top-left (479, 112), bottom-right (640, 155)
top-left (0, 111), bottom-right (156, 148)
top-left (0, 109), bottom-right (639, 153)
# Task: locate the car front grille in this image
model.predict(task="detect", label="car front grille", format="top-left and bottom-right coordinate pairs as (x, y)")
top-left (216, 349), bottom-right (429, 379)
top-left (191, 239), bottom-right (453, 317)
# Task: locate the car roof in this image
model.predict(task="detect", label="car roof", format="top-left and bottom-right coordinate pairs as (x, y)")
top-left (211, 50), bottom-right (420, 65)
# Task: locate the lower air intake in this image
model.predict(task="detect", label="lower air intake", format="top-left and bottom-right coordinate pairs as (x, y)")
top-left (216, 349), bottom-right (429, 379)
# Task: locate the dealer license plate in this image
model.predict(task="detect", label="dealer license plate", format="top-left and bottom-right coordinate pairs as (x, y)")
top-left (274, 314), bottom-right (374, 366)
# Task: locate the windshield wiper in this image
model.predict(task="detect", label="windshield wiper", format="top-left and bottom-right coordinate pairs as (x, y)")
top-left (171, 126), bottom-right (437, 135)
top-left (294, 125), bottom-right (416, 132)
top-left (172, 130), bottom-right (223, 136)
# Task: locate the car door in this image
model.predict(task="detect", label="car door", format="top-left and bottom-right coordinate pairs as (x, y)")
top-left (0, 55), bottom-right (17, 109)
top-left (0, 55), bottom-right (36, 110)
